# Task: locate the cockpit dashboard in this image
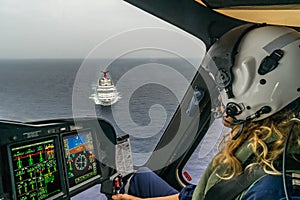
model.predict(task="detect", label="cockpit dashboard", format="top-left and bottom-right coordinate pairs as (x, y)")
top-left (0, 117), bottom-right (118, 200)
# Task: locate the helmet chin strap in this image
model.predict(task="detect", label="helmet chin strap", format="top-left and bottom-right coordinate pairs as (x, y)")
top-left (228, 106), bottom-right (272, 140)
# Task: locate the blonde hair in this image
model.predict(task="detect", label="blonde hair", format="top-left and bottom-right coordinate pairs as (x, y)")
top-left (212, 101), bottom-right (300, 180)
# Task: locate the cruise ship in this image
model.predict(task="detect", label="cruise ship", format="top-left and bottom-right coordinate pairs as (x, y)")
top-left (90, 71), bottom-right (120, 106)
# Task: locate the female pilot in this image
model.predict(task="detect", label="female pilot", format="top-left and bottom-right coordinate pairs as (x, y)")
top-left (112, 24), bottom-right (300, 200)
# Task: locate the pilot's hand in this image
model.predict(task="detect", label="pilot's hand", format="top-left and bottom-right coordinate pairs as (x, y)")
top-left (112, 194), bottom-right (142, 200)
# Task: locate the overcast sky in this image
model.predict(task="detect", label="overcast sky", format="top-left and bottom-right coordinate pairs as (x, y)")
top-left (0, 0), bottom-right (203, 59)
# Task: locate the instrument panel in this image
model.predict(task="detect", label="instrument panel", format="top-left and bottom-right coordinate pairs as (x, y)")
top-left (62, 130), bottom-right (99, 191)
top-left (9, 137), bottom-right (63, 200)
top-left (0, 118), bottom-right (117, 200)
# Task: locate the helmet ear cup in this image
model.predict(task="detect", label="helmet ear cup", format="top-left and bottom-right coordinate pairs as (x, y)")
top-left (231, 57), bottom-right (256, 97)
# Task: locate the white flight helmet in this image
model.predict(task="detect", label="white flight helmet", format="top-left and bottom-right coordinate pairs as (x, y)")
top-left (203, 24), bottom-right (300, 122)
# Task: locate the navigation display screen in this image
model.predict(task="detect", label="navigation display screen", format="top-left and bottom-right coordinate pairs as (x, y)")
top-left (62, 130), bottom-right (98, 189)
top-left (9, 138), bottom-right (62, 200)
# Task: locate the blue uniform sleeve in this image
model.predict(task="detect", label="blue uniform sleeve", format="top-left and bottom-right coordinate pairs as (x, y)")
top-left (179, 185), bottom-right (196, 200)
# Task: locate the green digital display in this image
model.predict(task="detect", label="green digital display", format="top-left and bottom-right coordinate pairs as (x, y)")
top-left (10, 139), bottom-right (62, 200)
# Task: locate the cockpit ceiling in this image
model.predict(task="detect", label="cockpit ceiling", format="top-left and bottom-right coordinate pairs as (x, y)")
top-left (195, 0), bottom-right (300, 27)
top-left (198, 0), bottom-right (300, 9)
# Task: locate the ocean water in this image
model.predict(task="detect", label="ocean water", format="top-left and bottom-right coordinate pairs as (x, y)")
top-left (0, 58), bottom-right (224, 197)
top-left (0, 58), bottom-right (197, 162)
top-left (0, 59), bottom-right (80, 121)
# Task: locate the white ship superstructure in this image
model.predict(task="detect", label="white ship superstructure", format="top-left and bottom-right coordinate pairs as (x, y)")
top-left (90, 71), bottom-right (120, 106)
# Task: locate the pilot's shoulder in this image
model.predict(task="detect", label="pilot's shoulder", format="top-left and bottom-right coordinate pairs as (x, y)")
top-left (241, 174), bottom-right (300, 200)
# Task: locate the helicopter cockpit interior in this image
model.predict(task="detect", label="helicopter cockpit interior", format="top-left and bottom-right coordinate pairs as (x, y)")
top-left (1, 0), bottom-right (300, 200)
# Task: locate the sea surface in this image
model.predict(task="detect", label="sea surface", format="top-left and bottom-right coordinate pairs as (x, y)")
top-left (0, 58), bottom-right (226, 199)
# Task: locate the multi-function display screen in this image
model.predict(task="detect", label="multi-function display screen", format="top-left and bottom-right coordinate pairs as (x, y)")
top-left (10, 138), bottom-right (62, 200)
top-left (62, 130), bottom-right (98, 189)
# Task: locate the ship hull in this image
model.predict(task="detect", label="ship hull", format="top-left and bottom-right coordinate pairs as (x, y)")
top-left (90, 86), bottom-right (121, 106)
